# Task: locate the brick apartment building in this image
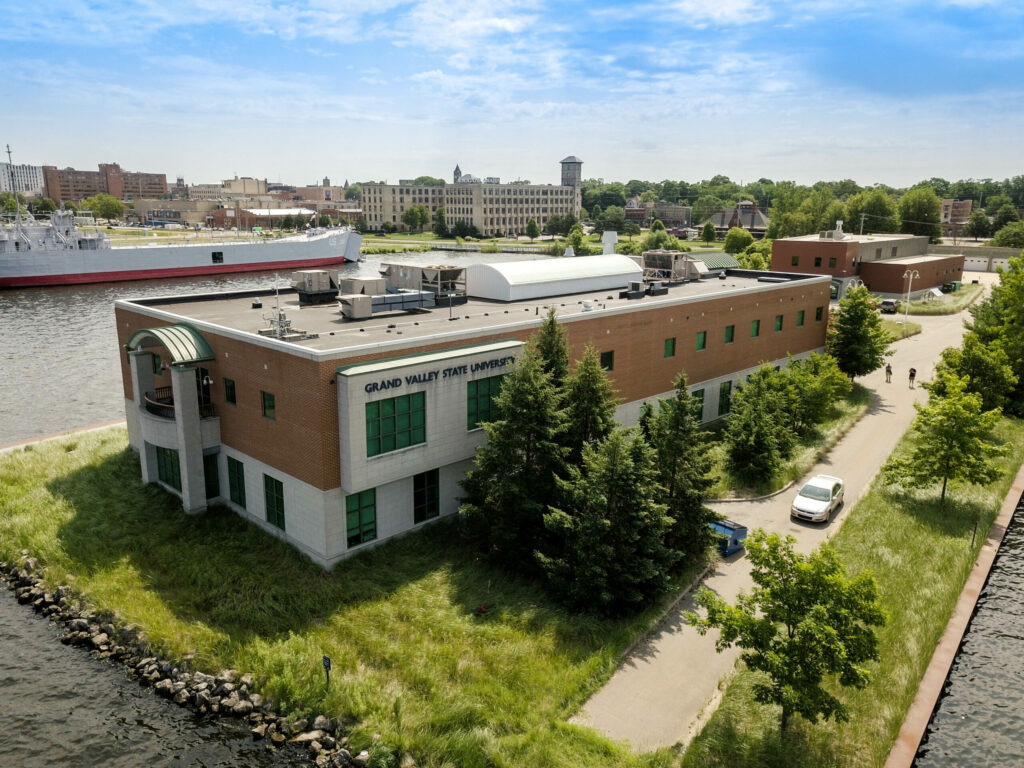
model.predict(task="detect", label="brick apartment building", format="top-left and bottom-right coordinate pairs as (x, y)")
top-left (42, 162), bottom-right (168, 204)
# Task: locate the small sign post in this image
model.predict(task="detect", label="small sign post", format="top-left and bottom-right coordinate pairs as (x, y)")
top-left (322, 655), bottom-right (331, 688)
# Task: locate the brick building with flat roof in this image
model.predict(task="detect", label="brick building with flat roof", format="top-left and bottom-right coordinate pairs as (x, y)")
top-left (771, 229), bottom-right (963, 298)
top-left (42, 162), bottom-right (168, 204)
top-left (115, 256), bottom-right (830, 568)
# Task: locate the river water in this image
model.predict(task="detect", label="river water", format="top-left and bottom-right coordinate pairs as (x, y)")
top-left (914, 494), bottom-right (1024, 767)
top-left (0, 252), bottom-right (528, 766)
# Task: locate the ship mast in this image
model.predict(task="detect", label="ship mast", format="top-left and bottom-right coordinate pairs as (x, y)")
top-left (5, 143), bottom-right (25, 241)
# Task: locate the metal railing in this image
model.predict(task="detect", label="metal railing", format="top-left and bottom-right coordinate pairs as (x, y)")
top-left (144, 386), bottom-right (215, 419)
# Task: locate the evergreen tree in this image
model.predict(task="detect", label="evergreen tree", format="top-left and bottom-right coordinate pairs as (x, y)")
top-left (460, 348), bottom-right (566, 569)
top-left (539, 430), bottom-right (676, 615)
top-left (646, 373), bottom-right (718, 560)
top-left (563, 345), bottom-right (619, 465)
top-left (534, 306), bottom-right (570, 387)
top-left (432, 206), bottom-right (449, 238)
top-left (826, 284), bottom-right (892, 380)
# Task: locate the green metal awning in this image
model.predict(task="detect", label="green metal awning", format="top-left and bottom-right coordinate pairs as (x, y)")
top-left (126, 323), bottom-right (215, 365)
top-left (693, 251), bottom-right (741, 270)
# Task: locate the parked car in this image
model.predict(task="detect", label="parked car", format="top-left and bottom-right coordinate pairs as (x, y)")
top-left (879, 299), bottom-right (898, 314)
top-left (791, 474), bottom-right (844, 523)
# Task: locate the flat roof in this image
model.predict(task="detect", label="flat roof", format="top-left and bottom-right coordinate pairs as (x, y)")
top-left (116, 270), bottom-right (830, 360)
top-left (779, 232), bottom-right (921, 244)
top-left (862, 253), bottom-right (962, 266)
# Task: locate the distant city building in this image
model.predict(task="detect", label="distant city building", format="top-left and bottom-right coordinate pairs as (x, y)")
top-left (42, 162), bottom-right (168, 204)
top-left (651, 201), bottom-right (692, 228)
top-left (560, 155), bottom-right (583, 188)
top-left (363, 157), bottom-right (582, 236)
top-left (188, 176), bottom-right (268, 201)
top-left (0, 161), bottom-right (45, 197)
top-left (771, 227), bottom-right (964, 298)
top-left (940, 198), bottom-right (972, 238)
top-left (707, 200), bottom-right (770, 238)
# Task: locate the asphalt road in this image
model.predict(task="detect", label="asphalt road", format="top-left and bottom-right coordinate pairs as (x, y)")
top-left (572, 273), bottom-right (998, 752)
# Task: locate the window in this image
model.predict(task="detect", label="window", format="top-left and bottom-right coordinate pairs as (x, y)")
top-left (366, 392), bottom-right (426, 457)
top-left (750, 319), bottom-right (760, 338)
top-left (264, 474), bottom-right (285, 530)
top-left (664, 337), bottom-right (676, 358)
top-left (692, 389), bottom-right (705, 419)
top-left (467, 376), bottom-right (503, 430)
top-left (203, 453), bottom-right (220, 500)
top-left (227, 456), bottom-right (246, 508)
top-left (724, 324), bottom-right (735, 344)
top-left (261, 391), bottom-right (275, 420)
top-left (346, 489), bottom-right (377, 547)
top-left (891, 247), bottom-right (898, 259)
top-left (814, 257), bottom-right (822, 267)
top-left (815, 306), bottom-right (824, 322)
top-left (696, 331), bottom-right (707, 351)
top-left (718, 381), bottom-right (733, 416)
top-left (600, 351), bottom-right (614, 371)
top-left (875, 248), bottom-right (882, 260)
top-left (797, 310), bottom-right (805, 327)
top-left (224, 378), bottom-right (236, 405)
top-left (829, 257), bottom-right (837, 268)
top-left (775, 314), bottom-right (783, 332)
top-left (211, 251), bottom-right (224, 264)
top-left (151, 354), bottom-right (163, 375)
top-left (791, 255), bottom-right (799, 267)
top-left (156, 446), bottom-right (181, 491)
top-left (414, 469), bottom-right (440, 524)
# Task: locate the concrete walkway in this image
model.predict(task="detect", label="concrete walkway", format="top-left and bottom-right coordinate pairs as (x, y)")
top-left (572, 275), bottom-right (996, 752)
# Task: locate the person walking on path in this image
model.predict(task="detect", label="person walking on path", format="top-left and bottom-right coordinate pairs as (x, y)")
top-left (909, 367), bottom-right (917, 388)
top-left (886, 363), bottom-right (892, 383)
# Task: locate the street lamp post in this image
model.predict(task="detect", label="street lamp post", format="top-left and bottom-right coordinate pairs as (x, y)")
top-left (902, 269), bottom-right (920, 337)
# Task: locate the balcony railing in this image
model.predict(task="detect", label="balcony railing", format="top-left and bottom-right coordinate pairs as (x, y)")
top-left (144, 386), bottom-right (215, 419)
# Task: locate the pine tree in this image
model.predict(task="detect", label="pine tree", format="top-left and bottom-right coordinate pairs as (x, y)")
top-left (563, 345), bottom-right (619, 465)
top-left (539, 430), bottom-right (676, 615)
top-left (460, 347), bottom-right (566, 569)
top-left (534, 307), bottom-right (570, 387)
top-left (646, 373), bottom-right (719, 560)
top-left (724, 367), bottom-right (796, 487)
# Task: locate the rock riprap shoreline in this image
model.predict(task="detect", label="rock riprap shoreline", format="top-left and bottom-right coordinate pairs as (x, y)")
top-left (1, 552), bottom-right (391, 768)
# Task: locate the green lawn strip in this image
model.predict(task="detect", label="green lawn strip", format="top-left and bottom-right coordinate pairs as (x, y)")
top-left (0, 427), bottom-right (688, 768)
top-left (880, 318), bottom-right (922, 338)
top-left (708, 384), bottom-right (872, 498)
top-left (683, 416), bottom-right (1024, 768)
top-left (900, 283), bottom-right (984, 316)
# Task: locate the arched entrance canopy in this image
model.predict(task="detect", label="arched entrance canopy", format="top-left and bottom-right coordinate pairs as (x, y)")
top-left (126, 323), bottom-right (214, 365)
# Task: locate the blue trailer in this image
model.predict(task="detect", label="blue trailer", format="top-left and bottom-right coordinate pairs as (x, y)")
top-left (710, 519), bottom-right (748, 557)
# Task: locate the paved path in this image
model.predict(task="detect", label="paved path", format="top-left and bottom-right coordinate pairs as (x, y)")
top-left (572, 274), bottom-right (997, 752)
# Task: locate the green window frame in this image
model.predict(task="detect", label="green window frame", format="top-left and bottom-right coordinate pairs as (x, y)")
top-left (264, 474), bottom-right (285, 530)
top-left (696, 331), bottom-right (707, 351)
top-left (724, 324), bottom-right (734, 344)
top-left (346, 489), bottom-right (377, 547)
top-left (750, 319), bottom-right (760, 338)
top-left (366, 392), bottom-right (426, 457)
top-left (790, 255), bottom-right (799, 267)
top-left (413, 469), bottom-right (440, 524)
top-left (814, 256), bottom-right (822, 267)
top-left (227, 456), bottom-right (246, 508)
top-left (467, 375), bottom-right (504, 430)
top-left (775, 314), bottom-right (783, 332)
top-left (664, 337), bottom-right (676, 358)
top-left (718, 381), bottom-right (732, 416)
top-left (224, 378), bottom-right (236, 405)
top-left (815, 306), bottom-right (824, 322)
top-left (797, 310), bottom-right (805, 327)
top-left (156, 446), bottom-right (181, 491)
top-left (261, 390), bottom-right (275, 420)
top-left (600, 351), bottom-right (614, 371)
top-left (828, 257), bottom-right (837, 268)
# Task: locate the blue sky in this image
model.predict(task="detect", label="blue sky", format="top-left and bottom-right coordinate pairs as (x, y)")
top-left (2, 0), bottom-right (1022, 189)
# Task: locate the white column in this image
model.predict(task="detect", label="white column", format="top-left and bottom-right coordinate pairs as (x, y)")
top-left (170, 365), bottom-right (207, 514)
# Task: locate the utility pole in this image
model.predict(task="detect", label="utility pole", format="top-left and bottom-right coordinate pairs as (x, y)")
top-left (859, 213), bottom-right (867, 235)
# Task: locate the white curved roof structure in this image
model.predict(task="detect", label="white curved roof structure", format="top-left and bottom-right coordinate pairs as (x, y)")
top-left (467, 255), bottom-right (643, 302)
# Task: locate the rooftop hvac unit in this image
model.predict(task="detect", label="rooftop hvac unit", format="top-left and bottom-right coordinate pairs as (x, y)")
top-left (338, 294), bottom-right (372, 320)
top-left (291, 269), bottom-right (338, 305)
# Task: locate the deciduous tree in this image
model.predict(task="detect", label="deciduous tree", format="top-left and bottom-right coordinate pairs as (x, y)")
top-left (845, 188), bottom-right (899, 234)
top-left (701, 221), bottom-right (716, 244)
top-left (968, 255), bottom-right (1024, 413)
top-left (990, 221), bottom-right (1024, 249)
top-left (688, 530), bottom-right (886, 730)
top-left (826, 284), bottom-right (892, 380)
top-left (525, 217), bottom-right (539, 241)
top-left (962, 208), bottom-right (991, 240)
top-left (883, 371), bottom-right (1007, 502)
top-left (932, 334), bottom-right (1018, 412)
top-left (992, 203), bottom-right (1021, 231)
top-left (723, 227), bottom-right (754, 254)
top-left (898, 186), bottom-right (943, 242)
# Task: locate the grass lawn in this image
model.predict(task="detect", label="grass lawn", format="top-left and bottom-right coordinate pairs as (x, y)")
top-left (898, 283), bottom-right (984, 316)
top-left (707, 384), bottom-right (872, 498)
top-left (880, 318), bottom-right (923, 338)
top-left (0, 428), bottom-right (693, 768)
top-left (682, 416), bottom-right (1024, 768)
